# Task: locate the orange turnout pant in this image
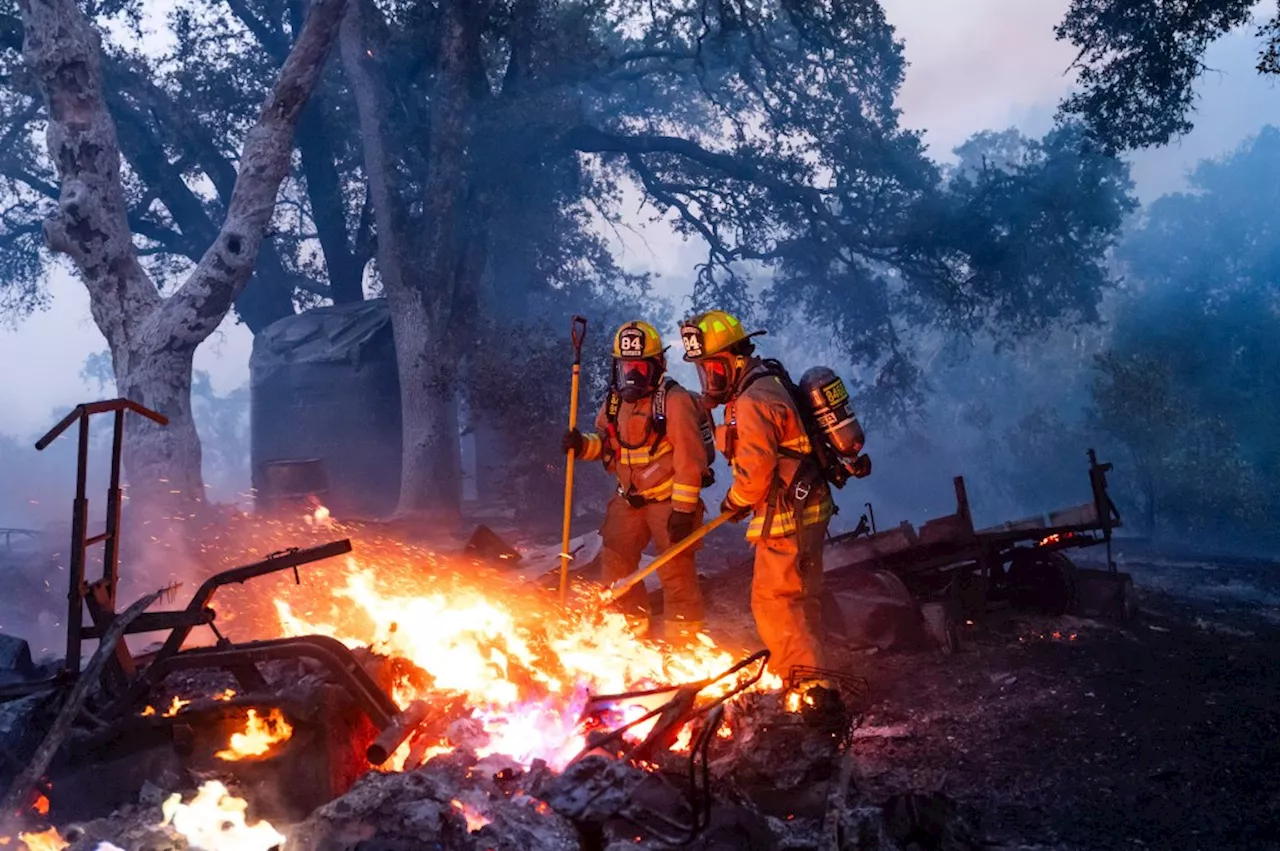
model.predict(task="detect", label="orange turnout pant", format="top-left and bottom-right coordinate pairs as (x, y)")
top-left (599, 496), bottom-right (706, 629)
top-left (751, 517), bottom-right (829, 683)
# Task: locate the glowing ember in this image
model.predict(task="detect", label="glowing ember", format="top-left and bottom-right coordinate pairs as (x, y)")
top-left (215, 689), bottom-right (236, 701)
top-left (161, 781), bottom-right (285, 851)
top-left (163, 696), bottom-right (190, 717)
top-left (451, 799), bottom-right (491, 832)
top-left (14, 828), bottom-right (66, 851)
top-left (215, 708), bottom-right (293, 761)
top-left (140, 705), bottom-right (156, 717)
top-left (1018, 630), bottom-right (1078, 642)
top-left (269, 541), bottom-right (782, 768)
top-left (31, 794), bottom-right (48, 816)
top-left (304, 501), bottom-right (332, 527)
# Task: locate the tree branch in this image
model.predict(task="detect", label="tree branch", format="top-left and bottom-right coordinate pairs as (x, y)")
top-left (223, 0), bottom-right (292, 62)
top-left (20, 0), bottom-right (162, 349)
top-left (339, 0), bottom-right (413, 295)
top-left (1, 166), bottom-right (59, 199)
top-left (149, 0), bottom-right (348, 348)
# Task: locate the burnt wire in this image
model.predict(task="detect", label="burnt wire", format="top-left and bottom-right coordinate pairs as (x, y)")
top-left (581, 651), bottom-right (770, 847)
top-left (575, 649), bottom-right (770, 761)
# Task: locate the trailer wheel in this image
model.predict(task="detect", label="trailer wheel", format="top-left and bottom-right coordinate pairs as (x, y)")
top-left (1006, 550), bottom-right (1078, 615)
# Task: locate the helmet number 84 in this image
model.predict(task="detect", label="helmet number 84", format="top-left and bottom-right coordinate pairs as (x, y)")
top-left (619, 331), bottom-right (645, 355)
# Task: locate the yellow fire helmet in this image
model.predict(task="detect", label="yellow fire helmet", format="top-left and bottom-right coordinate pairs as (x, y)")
top-left (679, 310), bottom-right (766, 362)
top-left (612, 320), bottom-right (666, 359)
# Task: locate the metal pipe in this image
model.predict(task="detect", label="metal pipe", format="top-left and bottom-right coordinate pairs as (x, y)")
top-left (366, 699), bottom-right (430, 765)
top-left (65, 413), bottom-right (90, 678)
top-left (102, 407), bottom-right (125, 607)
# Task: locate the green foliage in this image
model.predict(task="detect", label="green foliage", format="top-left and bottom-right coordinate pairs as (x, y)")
top-left (1056, 0), bottom-right (1279, 150)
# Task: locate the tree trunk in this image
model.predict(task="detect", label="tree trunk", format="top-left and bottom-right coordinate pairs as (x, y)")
top-left (390, 292), bottom-right (463, 520)
top-left (21, 0), bottom-right (347, 523)
top-left (339, 0), bottom-right (478, 521)
top-left (113, 345), bottom-right (204, 517)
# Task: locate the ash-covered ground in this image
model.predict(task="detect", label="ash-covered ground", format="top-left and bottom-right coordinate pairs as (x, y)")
top-left (3, 527), bottom-right (1278, 851)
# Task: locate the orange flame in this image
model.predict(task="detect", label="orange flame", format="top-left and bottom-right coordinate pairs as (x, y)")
top-left (216, 709), bottom-right (293, 761)
top-left (451, 799), bottom-right (491, 832)
top-left (269, 545), bottom-right (781, 769)
top-left (163, 696), bottom-right (190, 717)
top-left (162, 781), bottom-right (284, 851)
top-left (31, 794), bottom-right (48, 816)
top-left (15, 828), bottom-right (66, 851)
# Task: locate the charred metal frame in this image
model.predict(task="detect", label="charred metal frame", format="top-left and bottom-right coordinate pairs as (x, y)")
top-left (826, 448), bottom-right (1125, 602)
top-left (8, 399), bottom-right (426, 767)
top-left (35, 399), bottom-right (169, 680)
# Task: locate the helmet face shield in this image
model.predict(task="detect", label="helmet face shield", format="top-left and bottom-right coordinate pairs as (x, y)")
top-left (615, 357), bottom-right (660, 402)
top-left (695, 356), bottom-right (734, 406)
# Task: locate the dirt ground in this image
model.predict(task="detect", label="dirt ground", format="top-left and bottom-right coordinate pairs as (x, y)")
top-left (700, 542), bottom-right (1280, 851)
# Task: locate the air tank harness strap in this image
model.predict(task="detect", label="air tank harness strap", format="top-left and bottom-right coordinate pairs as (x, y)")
top-left (757, 447), bottom-right (824, 542)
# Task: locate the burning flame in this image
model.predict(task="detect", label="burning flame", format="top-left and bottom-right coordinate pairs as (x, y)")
top-left (216, 708), bottom-right (293, 761)
top-left (451, 799), bottom-right (491, 832)
top-left (269, 544), bottom-right (781, 769)
top-left (161, 781), bottom-right (285, 851)
top-left (163, 696), bottom-right (190, 717)
top-left (14, 829), bottom-right (66, 851)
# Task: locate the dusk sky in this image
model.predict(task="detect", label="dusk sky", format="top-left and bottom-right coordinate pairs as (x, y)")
top-left (0, 0), bottom-right (1276, 439)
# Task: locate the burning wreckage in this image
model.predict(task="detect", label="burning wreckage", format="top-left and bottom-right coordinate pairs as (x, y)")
top-left (0, 399), bottom-right (1129, 851)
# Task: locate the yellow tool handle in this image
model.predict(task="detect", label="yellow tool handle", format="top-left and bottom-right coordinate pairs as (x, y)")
top-left (560, 315), bottom-right (588, 605)
top-left (605, 509), bottom-right (740, 603)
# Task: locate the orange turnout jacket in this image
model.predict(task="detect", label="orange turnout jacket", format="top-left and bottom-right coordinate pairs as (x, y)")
top-left (719, 365), bottom-right (834, 541)
top-left (579, 381), bottom-right (712, 511)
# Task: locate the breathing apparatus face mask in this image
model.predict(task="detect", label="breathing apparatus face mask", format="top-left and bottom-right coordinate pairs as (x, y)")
top-left (695, 356), bottom-right (736, 406)
top-left (615, 358), bottom-right (659, 402)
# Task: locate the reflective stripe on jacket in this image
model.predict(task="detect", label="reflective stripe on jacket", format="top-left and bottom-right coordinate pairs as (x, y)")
top-left (579, 382), bottom-right (709, 509)
top-left (720, 366), bottom-right (833, 541)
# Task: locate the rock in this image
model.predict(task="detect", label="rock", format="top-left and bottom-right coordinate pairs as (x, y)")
top-left (288, 753), bottom-right (577, 851)
top-left (62, 803), bottom-right (189, 851)
top-left (139, 782), bottom-right (170, 808)
top-left (536, 755), bottom-right (648, 824)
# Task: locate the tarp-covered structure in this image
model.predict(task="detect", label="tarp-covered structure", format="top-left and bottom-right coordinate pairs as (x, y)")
top-left (250, 300), bottom-right (401, 518)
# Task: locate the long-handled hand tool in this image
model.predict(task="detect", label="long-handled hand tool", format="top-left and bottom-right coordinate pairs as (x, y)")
top-left (560, 315), bottom-right (588, 605)
top-left (604, 509), bottom-right (741, 604)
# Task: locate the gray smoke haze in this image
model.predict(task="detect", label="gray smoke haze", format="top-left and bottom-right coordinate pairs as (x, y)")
top-left (0, 1), bottom-right (1275, 570)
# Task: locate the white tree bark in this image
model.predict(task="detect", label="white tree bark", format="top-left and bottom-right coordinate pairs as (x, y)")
top-left (19, 0), bottom-right (347, 519)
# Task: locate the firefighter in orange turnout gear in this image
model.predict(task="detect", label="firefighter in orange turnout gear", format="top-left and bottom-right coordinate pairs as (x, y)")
top-left (562, 321), bottom-right (715, 639)
top-left (680, 310), bottom-right (843, 717)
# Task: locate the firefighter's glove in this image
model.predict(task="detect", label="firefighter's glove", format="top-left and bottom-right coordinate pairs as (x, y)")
top-left (719, 495), bottom-right (750, 522)
top-left (667, 509), bottom-right (697, 544)
top-left (561, 428), bottom-right (584, 456)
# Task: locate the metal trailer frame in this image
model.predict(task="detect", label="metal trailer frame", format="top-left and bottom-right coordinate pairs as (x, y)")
top-left (1, 399), bottom-right (425, 811)
top-left (824, 449), bottom-right (1127, 619)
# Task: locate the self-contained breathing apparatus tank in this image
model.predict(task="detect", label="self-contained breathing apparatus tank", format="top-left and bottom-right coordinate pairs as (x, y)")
top-left (797, 366), bottom-right (871, 488)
